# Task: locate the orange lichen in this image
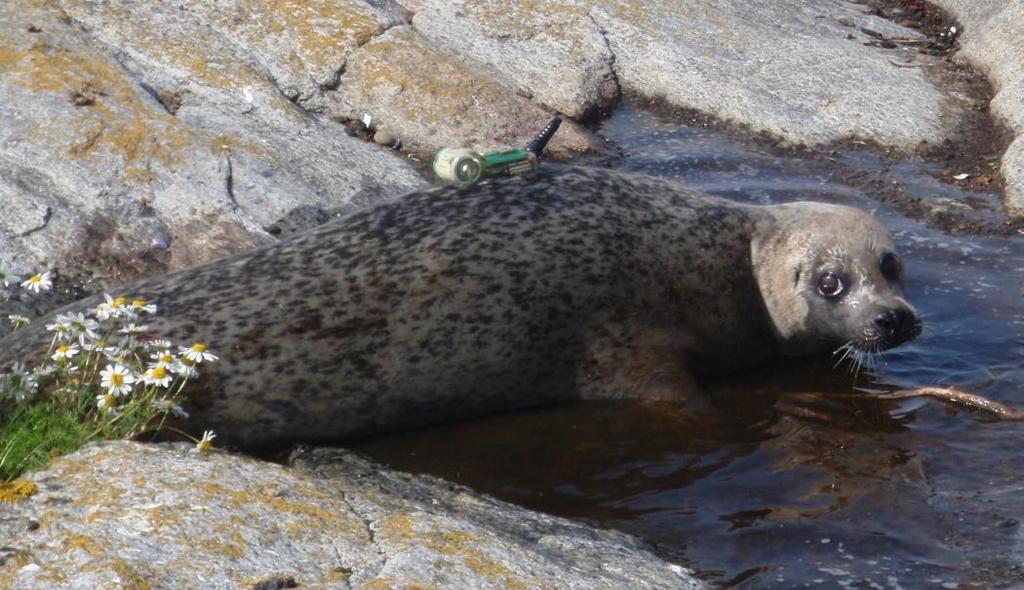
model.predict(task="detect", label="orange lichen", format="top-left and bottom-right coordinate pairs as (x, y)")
top-left (345, 29), bottom-right (504, 124)
top-left (231, 0), bottom-right (386, 65)
top-left (462, 0), bottom-right (586, 41)
top-left (0, 478), bottom-right (38, 503)
top-left (0, 41), bottom-right (191, 174)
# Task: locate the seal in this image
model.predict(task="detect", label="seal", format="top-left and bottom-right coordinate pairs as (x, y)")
top-left (0, 166), bottom-right (921, 447)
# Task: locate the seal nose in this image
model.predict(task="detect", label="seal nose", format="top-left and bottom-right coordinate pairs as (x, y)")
top-left (874, 307), bottom-right (921, 345)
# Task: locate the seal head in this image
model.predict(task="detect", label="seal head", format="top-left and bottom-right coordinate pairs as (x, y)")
top-left (752, 202), bottom-right (922, 357)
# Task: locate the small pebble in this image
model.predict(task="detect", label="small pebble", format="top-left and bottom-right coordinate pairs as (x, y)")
top-left (374, 130), bottom-right (400, 149)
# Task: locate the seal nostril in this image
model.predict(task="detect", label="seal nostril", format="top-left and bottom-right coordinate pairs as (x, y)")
top-left (874, 310), bottom-right (896, 333)
top-left (878, 308), bottom-right (920, 342)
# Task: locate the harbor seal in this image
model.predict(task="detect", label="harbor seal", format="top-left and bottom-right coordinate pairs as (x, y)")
top-left (0, 166), bottom-right (921, 447)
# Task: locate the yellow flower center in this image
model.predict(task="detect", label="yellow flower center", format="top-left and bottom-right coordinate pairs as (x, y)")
top-left (150, 367), bottom-right (167, 379)
top-left (28, 274), bottom-right (41, 284)
top-left (57, 344), bottom-right (69, 354)
top-left (112, 296), bottom-right (127, 308)
top-left (190, 343), bottom-right (207, 353)
top-left (131, 299), bottom-right (146, 308)
top-left (102, 394), bottom-right (116, 406)
top-left (110, 373), bottom-right (123, 386)
top-left (160, 353), bottom-right (173, 364)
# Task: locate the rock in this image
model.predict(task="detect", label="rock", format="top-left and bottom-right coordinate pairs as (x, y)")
top-left (179, 0), bottom-right (400, 105)
top-left (373, 129), bottom-right (399, 148)
top-left (0, 442), bottom-right (705, 589)
top-left (411, 0), bottom-right (620, 119)
top-left (929, 0), bottom-right (1024, 212)
top-left (329, 25), bottom-right (602, 158)
top-left (0, 0), bottom-right (426, 282)
top-left (408, 0), bottom-right (952, 149)
top-left (596, 0), bottom-right (952, 147)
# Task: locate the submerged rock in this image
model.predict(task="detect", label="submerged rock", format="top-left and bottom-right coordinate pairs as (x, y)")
top-left (0, 442), bottom-right (704, 589)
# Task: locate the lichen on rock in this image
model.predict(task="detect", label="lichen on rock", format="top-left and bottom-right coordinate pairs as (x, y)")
top-left (0, 479), bottom-right (37, 504)
top-left (0, 442), bottom-right (704, 589)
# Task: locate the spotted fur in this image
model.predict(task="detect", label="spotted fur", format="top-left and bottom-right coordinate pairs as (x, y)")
top-left (0, 166), bottom-right (918, 447)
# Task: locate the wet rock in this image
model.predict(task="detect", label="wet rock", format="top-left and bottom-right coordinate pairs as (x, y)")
top-left (0, 0), bottom-right (425, 281)
top-left (0, 442), bottom-right (705, 589)
top-left (930, 0), bottom-right (1024, 213)
top-left (329, 25), bottom-right (601, 158)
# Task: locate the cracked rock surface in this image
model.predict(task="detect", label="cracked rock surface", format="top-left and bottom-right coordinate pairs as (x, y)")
top-left (0, 0), bottom-right (426, 281)
top-left (0, 442), bottom-right (704, 589)
top-left (327, 25), bottom-right (603, 157)
top-left (411, 0), bottom-right (951, 147)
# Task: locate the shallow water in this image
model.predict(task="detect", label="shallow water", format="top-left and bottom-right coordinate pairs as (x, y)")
top-left (354, 106), bottom-right (1024, 588)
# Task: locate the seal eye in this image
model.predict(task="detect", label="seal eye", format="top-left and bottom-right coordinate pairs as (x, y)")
top-left (880, 252), bottom-right (901, 282)
top-left (817, 272), bottom-right (845, 299)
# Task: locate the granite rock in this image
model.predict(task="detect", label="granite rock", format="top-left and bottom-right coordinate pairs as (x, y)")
top-left (0, 442), bottom-right (705, 589)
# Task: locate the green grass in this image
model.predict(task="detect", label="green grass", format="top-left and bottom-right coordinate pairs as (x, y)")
top-left (0, 398), bottom-right (93, 481)
top-left (0, 388), bottom-right (172, 482)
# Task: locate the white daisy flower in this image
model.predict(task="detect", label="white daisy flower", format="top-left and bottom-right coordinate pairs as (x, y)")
top-left (141, 365), bottom-right (173, 388)
top-left (171, 359), bottom-right (198, 379)
top-left (51, 342), bottom-right (80, 362)
top-left (150, 349), bottom-right (177, 368)
top-left (8, 314), bottom-right (30, 329)
top-left (119, 323), bottom-right (149, 336)
top-left (3, 362), bottom-right (38, 402)
top-left (82, 338), bottom-right (111, 353)
top-left (150, 339), bottom-right (173, 351)
top-left (66, 312), bottom-right (100, 342)
top-left (45, 314), bottom-right (73, 339)
top-left (151, 397), bottom-right (189, 418)
top-left (100, 363), bottom-right (136, 397)
top-left (20, 271), bottom-right (53, 293)
top-left (196, 430), bottom-right (216, 454)
top-left (180, 342), bottom-right (218, 363)
top-left (130, 298), bottom-right (157, 314)
top-left (96, 392), bottom-right (118, 413)
top-left (96, 294), bottom-right (129, 321)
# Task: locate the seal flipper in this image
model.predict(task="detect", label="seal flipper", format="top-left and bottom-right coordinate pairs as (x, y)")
top-left (576, 324), bottom-right (697, 402)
